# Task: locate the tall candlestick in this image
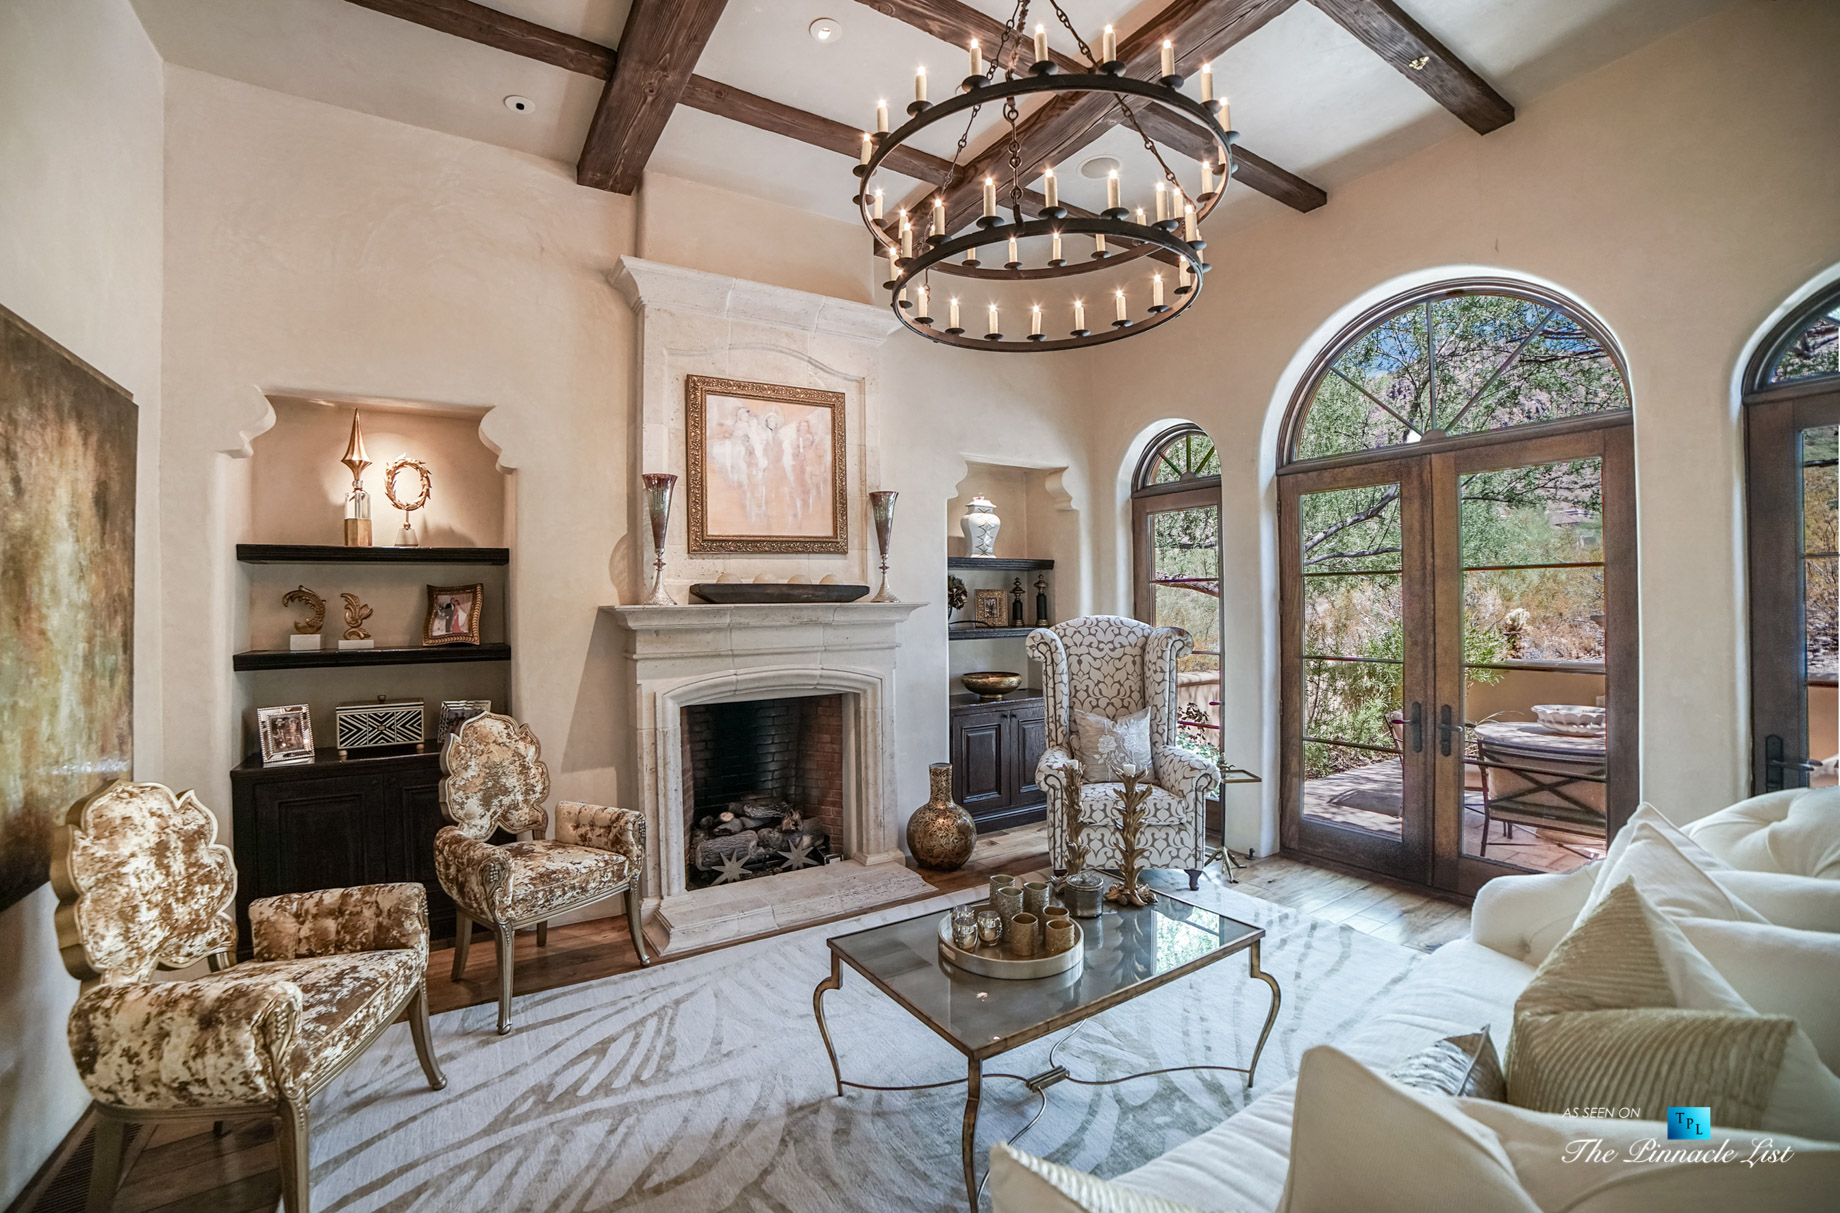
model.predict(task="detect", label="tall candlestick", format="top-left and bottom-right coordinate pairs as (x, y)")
top-left (1102, 25), bottom-right (1117, 63)
top-left (915, 66), bottom-right (927, 103)
top-left (1115, 289), bottom-right (1127, 323)
top-left (1030, 304), bottom-right (1042, 336)
top-left (987, 302), bottom-right (999, 335)
top-left (1007, 233), bottom-right (1019, 265)
top-left (1200, 61), bottom-right (1214, 102)
top-left (1160, 38), bottom-right (1175, 78)
top-left (917, 283), bottom-right (930, 318)
top-left (1200, 158), bottom-right (1213, 197)
top-left (932, 195), bottom-right (945, 235)
top-left (860, 132), bottom-right (872, 165)
top-left (1033, 23), bottom-right (1048, 64)
top-left (1051, 230), bottom-right (1062, 262)
top-left (1106, 169), bottom-right (1120, 211)
top-left (982, 176), bottom-right (997, 218)
top-left (1184, 204), bottom-right (1198, 242)
top-left (901, 217), bottom-right (914, 259)
top-left (1043, 166), bottom-right (1058, 208)
top-left (1073, 298), bottom-right (1085, 331)
top-left (1095, 232), bottom-right (1107, 255)
top-left (1152, 273), bottom-right (1164, 307)
top-left (949, 297), bottom-right (960, 329)
top-left (876, 99), bottom-right (888, 133)
top-left (969, 38), bottom-right (983, 76)
top-left (1155, 181), bottom-right (1168, 222)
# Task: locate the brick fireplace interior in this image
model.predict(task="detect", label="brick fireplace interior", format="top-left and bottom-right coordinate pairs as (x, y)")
top-left (680, 693), bottom-right (845, 889)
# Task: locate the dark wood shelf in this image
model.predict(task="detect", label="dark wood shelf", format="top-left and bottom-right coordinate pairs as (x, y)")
top-left (236, 544), bottom-right (510, 565)
top-left (232, 747), bottom-right (440, 777)
top-left (233, 643), bottom-right (511, 670)
top-left (946, 556), bottom-right (1054, 571)
top-left (948, 627), bottom-right (1039, 641)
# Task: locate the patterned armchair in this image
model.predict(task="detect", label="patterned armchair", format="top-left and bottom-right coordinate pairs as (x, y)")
top-left (1028, 616), bottom-right (1222, 889)
top-left (436, 712), bottom-right (649, 1035)
top-left (51, 781), bottom-right (444, 1213)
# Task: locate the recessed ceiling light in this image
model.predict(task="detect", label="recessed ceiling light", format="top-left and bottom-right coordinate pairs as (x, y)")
top-left (1078, 155), bottom-right (1121, 180)
top-left (809, 17), bottom-right (841, 44)
top-left (503, 95), bottom-right (533, 114)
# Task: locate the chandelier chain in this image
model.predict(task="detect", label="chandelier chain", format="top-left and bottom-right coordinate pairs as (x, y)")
top-left (1113, 95), bottom-right (1195, 211)
top-left (1047, 1), bottom-right (1098, 66)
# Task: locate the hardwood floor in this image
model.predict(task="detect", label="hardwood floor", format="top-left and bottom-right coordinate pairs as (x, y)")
top-left (15, 824), bottom-right (1467, 1213)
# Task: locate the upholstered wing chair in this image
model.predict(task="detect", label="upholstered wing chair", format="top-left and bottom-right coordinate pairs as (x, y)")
top-left (1028, 616), bottom-right (1222, 888)
top-left (51, 781), bottom-right (445, 1213)
top-left (435, 712), bottom-right (649, 1035)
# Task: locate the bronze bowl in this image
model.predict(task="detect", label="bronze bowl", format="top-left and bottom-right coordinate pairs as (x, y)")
top-left (961, 671), bottom-right (1022, 701)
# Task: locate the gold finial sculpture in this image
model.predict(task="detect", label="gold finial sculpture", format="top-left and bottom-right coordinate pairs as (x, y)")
top-left (1105, 764), bottom-right (1158, 907)
top-left (283, 585), bottom-right (326, 634)
top-left (340, 593), bottom-right (373, 641)
top-left (341, 410), bottom-right (373, 547)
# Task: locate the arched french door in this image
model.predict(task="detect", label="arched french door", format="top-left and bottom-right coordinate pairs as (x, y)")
top-left (1745, 282), bottom-right (1840, 793)
top-left (1277, 282), bottom-right (1638, 895)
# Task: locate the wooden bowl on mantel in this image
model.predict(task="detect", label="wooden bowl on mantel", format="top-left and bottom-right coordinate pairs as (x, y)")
top-left (961, 671), bottom-right (1023, 701)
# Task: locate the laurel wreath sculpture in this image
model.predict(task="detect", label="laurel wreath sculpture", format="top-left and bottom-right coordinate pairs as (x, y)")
top-left (282, 585), bottom-right (326, 635)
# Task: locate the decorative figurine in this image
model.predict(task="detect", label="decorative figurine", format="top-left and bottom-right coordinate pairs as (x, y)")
top-left (283, 585), bottom-right (326, 652)
top-left (1009, 577), bottom-right (1025, 627)
top-left (960, 493), bottom-right (1001, 556)
top-left (868, 490), bottom-right (899, 602)
top-left (906, 761), bottom-right (976, 870)
top-left (641, 472), bottom-right (677, 605)
top-left (1106, 764), bottom-right (1159, 907)
top-left (384, 455), bottom-right (432, 547)
top-left (1035, 574), bottom-right (1050, 627)
top-left (340, 410), bottom-right (372, 547)
top-left (339, 592), bottom-right (374, 646)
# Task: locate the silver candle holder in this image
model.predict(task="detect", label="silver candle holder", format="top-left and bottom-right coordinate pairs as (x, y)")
top-left (642, 473), bottom-right (676, 606)
top-left (868, 489), bottom-right (898, 602)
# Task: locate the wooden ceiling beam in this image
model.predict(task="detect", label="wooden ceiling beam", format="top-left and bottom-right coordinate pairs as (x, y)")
top-left (679, 77), bottom-right (954, 184)
top-left (576, 0), bottom-right (732, 193)
top-left (344, 0), bottom-right (614, 76)
top-left (1309, 0), bottom-right (1513, 134)
top-left (859, 0), bottom-right (1322, 215)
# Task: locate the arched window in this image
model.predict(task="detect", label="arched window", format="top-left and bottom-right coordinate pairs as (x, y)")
top-left (1744, 280), bottom-right (1840, 794)
top-left (1286, 284), bottom-right (1630, 465)
top-left (1131, 425), bottom-right (1224, 766)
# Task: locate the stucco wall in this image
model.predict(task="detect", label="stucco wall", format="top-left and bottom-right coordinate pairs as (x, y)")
top-left (1072, 0), bottom-right (1840, 850)
top-left (0, 1), bottom-right (166, 1200)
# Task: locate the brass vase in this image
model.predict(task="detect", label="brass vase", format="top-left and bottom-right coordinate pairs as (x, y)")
top-left (907, 762), bottom-right (977, 871)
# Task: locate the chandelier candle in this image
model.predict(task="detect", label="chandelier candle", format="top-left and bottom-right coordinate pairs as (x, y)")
top-left (949, 297), bottom-right (960, 330)
top-left (860, 132), bottom-right (871, 164)
top-left (876, 99), bottom-right (888, 133)
top-left (932, 195), bottom-right (946, 234)
top-left (1106, 169), bottom-right (1121, 211)
top-left (982, 176), bottom-right (997, 219)
top-left (987, 302), bottom-right (1000, 336)
top-left (1094, 232), bottom-right (1107, 255)
top-left (1073, 298), bottom-right (1085, 331)
top-left (1007, 233), bottom-right (1019, 266)
top-left (916, 284), bottom-right (930, 320)
top-left (915, 66), bottom-right (926, 103)
top-left (1051, 230), bottom-right (1062, 262)
top-left (1043, 166), bottom-right (1058, 208)
top-left (1034, 23), bottom-right (1048, 64)
top-left (873, 188), bottom-right (884, 219)
top-left (1115, 289), bottom-right (1127, 323)
top-left (1161, 39), bottom-right (1175, 78)
top-left (1102, 24), bottom-right (1117, 63)
top-left (1200, 61), bottom-right (1214, 102)
top-left (1030, 304), bottom-right (1042, 337)
top-left (1185, 205), bottom-right (1198, 241)
top-left (1155, 181), bottom-right (1168, 222)
top-left (901, 217), bottom-right (913, 259)
top-left (1153, 274), bottom-right (1164, 307)
top-left (1201, 159), bottom-right (1213, 197)
top-left (969, 38), bottom-right (982, 76)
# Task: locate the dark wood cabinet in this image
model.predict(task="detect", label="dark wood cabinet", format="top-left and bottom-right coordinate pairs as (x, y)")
top-left (230, 748), bottom-right (456, 957)
top-left (949, 691), bottom-right (1047, 830)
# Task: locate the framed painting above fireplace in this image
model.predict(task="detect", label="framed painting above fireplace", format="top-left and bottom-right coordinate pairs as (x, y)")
top-left (685, 374), bottom-right (847, 554)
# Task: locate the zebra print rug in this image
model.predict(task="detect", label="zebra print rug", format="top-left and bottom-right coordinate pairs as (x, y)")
top-left (307, 881), bottom-right (1423, 1212)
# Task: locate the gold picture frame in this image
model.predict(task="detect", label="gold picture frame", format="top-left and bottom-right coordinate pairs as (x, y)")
top-left (685, 374), bottom-right (847, 554)
top-left (424, 583), bottom-right (483, 646)
top-left (972, 588), bottom-right (1007, 628)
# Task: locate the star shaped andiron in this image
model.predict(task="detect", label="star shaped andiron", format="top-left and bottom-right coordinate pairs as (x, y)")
top-left (712, 853), bottom-right (752, 885)
top-left (778, 838), bottom-right (818, 871)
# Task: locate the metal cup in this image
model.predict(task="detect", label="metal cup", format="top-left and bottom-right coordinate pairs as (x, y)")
top-left (1009, 912), bottom-right (1039, 957)
top-left (989, 874), bottom-right (1017, 905)
top-left (1044, 917), bottom-right (1075, 955)
top-left (950, 905), bottom-right (980, 950)
top-left (975, 909), bottom-right (1002, 944)
top-left (993, 885), bottom-right (1023, 939)
top-left (1021, 880), bottom-right (1050, 918)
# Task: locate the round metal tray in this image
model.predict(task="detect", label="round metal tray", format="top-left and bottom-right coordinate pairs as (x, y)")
top-left (937, 905), bottom-right (1083, 980)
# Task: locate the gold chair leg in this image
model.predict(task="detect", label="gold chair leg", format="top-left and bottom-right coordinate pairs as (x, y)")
top-left (536, 919), bottom-right (548, 948)
top-left (408, 981), bottom-right (447, 1090)
top-left (450, 909), bottom-right (472, 981)
top-left (275, 1099), bottom-right (310, 1213)
top-left (86, 1113), bottom-right (126, 1213)
top-left (625, 884), bottom-right (650, 968)
top-left (493, 923), bottom-right (516, 1035)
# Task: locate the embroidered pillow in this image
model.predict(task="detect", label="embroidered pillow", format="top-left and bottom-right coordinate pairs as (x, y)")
top-left (1388, 1027), bottom-right (1506, 1100)
top-left (1070, 706), bottom-right (1153, 783)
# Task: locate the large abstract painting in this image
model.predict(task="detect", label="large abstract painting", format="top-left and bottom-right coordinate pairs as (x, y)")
top-left (0, 305), bottom-right (136, 913)
top-left (685, 374), bottom-right (847, 553)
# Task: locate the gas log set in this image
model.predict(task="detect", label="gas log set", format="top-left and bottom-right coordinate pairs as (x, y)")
top-left (686, 793), bottom-right (832, 887)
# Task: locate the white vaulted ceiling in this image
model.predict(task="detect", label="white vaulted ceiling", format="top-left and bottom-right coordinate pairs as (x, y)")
top-left (130, 0), bottom-right (1736, 228)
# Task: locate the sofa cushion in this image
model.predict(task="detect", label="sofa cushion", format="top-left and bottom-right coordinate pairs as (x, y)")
top-left (1077, 782), bottom-right (1189, 828)
top-left (1580, 818), bottom-right (1764, 926)
top-left (1710, 869), bottom-right (1840, 932)
top-left (990, 1145), bottom-right (1221, 1213)
top-left (1472, 863), bottom-right (1599, 967)
top-left (1681, 786), bottom-right (1840, 878)
top-left (1388, 1028), bottom-right (1505, 1099)
top-left (1675, 916), bottom-right (1840, 1070)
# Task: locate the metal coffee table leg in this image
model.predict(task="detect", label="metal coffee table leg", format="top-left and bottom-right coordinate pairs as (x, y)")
top-left (961, 1057), bottom-right (982, 1213)
top-left (811, 954), bottom-right (843, 1098)
top-left (1245, 939), bottom-right (1283, 1088)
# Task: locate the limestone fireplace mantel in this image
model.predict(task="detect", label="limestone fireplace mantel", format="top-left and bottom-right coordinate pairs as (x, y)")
top-left (605, 601), bottom-right (931, 953)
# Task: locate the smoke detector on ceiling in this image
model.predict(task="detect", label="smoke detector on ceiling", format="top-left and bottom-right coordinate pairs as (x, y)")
top-left (1078, 155), bottom-right (1122, 180)
top-left (809, 17), bottom-right (842, 44)
top-left (503, 95), bottom-right (533, 114)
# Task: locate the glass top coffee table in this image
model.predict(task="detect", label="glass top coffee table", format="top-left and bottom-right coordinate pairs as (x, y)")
top-left (811, 894), bottom-right (1281, 1211)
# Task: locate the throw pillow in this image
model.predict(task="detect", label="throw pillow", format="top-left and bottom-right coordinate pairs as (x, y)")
top-left (1277, 1045), bottom-right (1539, 1213)
top-left (1578, 820), bottom-right (1767, 926)
top-left (1070, 705), bottom-right (1153, 784)
top-left (1510, 878), bottom-right (1840, 1141)
top-left (988, 1144), bottom-right (1216, 1213)
top-left (1681, 786), bottom-right (1840, 878)
top-left (1388, 1027), bottom-right (1507, 1100)
top-left (1675, 916), bottom-right (1840, 1070)
top-left (1710, 869), bottom-right (1840, 932)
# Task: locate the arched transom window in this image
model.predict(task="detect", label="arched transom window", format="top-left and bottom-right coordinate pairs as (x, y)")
top-left (1136, 424), bottom-right (1220, 490)
top-left (1754, 287), bottom-right (1840, 388)
top-left (1288, 286), bottom-right (1631, 464)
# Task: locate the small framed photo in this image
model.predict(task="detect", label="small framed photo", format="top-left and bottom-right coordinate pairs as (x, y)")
top-left (437, 700), bottom-right (493, 743)
top-left (972, 588), bottom-right (1007, 628)
top-left (424, 583), bottom-right (483, 646)
top-left (256, 704), bottom-right (315, 765)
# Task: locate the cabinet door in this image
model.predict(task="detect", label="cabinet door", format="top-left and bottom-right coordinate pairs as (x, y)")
top-left (395, 773), bottom-right (458, 941)
top-left (1009, 705), bottom-right (1047, 808)
top-left (237, 777), bottom-right (386, 955)
top-left (952, 708), bottom-right (1008, 814)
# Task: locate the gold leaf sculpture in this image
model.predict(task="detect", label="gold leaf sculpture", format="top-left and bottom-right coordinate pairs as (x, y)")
top-left (1105, 764), bottom-right (1158, 907)
top-left (1061, 759), bottom-right (1088, 878)
top-left (340, 593), bottom-right (373, 641)
top-left (282, 585), bottom-right (326, 635)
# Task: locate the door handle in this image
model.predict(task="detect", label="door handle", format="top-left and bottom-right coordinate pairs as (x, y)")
top-left (1764, 734), bottom-right (1819, 791)
top-left (1405, 702), bottom-right (1423, 753)
top-left (1438, 704), bottom-right (1464, 757)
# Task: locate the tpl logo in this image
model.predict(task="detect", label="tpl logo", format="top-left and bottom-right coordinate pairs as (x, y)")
top-left (1667, 1107), bottom-right (1711, 1140)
